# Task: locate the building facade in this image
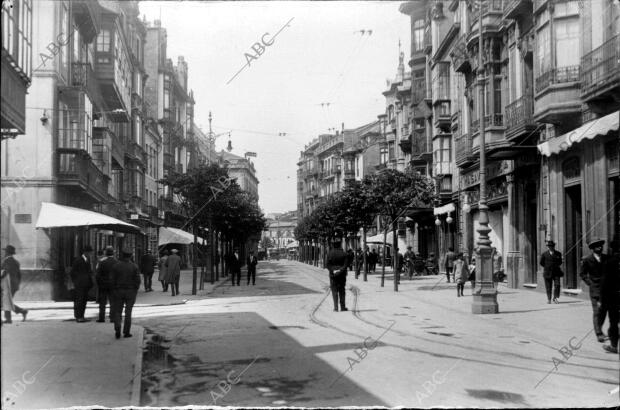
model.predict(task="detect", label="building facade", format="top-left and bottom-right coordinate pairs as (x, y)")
top-left (218, 150), bottom-right (259, 199)
top-left (399, 0), bottom-right (619, 295)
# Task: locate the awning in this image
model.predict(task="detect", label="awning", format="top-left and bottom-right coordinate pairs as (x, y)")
top-left (158, 226), bottom-right (207, 246)
top-left (286, 240), bottom-right (299, 249)
top-left (434, 202), bottom-right (455, 216)
top-left (35, 202), bottom-right (140, 233)
top-left (537, 111), bottom-right (619, 157)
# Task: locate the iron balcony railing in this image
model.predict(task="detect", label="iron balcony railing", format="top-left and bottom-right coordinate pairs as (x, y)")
top-left (57, 109), bottom-right (92, 153)
top-left (57, 151), bottom-right (109, 200)
top-left (455, 134), bottom-right (472, 164)
top-left (505, 95), bottom-right (534, 130)
top-left (581, 35), bottom-right (620, 99)
top-left (535, 65), bottom-right (580, 94)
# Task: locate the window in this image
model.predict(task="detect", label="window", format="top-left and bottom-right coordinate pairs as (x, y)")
top-left (380, 147), bottom-right (388, 164)
top-left (433, 62), bottom-right (450, 100)
top-left (2, 0), bottom-right (32, 78)
top-left (413, 19), bottom-right (424, 51)
top-left (536, 23), bottom-right (550, 75)
top-left (555, 18), bottom-right (579, 69)
top-left (59, 3), bottom-right (68, 75)
top-left (96, 29), bottom-right (111, 52)
top-left (388, 141), bottom-right (395, 160)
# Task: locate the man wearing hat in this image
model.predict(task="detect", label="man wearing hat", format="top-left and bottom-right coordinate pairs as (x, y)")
top-left (580, 238), bottom-right (610, 343)
top-left (165, 249), bottom-right (182, 296)
top-left (404, 246), bottom-right (416, 280)
top-left (70, 245), bottom-right (95, 322)
top-left (110, 248), bottom-right (141, 338)
top-left (326, 238), bottom-right (349, 312)
top-left (229, 248), bottom-right (242, 286)
top-left (540, 240), bottom-right (563, 304)
top-left (140, 249), bottom-right (156, 292)
top-left (600, 239), bottom-right (619, 353)
top-left (95, 246), bottom-right (117, 322)
top-left (1, 245), bottom-right (28, 322)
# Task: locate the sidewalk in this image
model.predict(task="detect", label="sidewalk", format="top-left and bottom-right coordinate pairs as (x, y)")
top-left (16, 268), bottom-right (230, 310)
top-left (1, 322), bottom-right (144, 409)
top-left (2, 269), bottom-right (230, 410)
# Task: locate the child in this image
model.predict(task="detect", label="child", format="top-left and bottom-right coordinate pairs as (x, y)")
top-left (453, 253), bottom-right (469, 297)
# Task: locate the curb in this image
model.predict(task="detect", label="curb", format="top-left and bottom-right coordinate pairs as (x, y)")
top-left (130, 326), bottom-right (145, 407)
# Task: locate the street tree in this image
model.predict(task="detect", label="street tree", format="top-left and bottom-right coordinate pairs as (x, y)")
top-left (363, 167), bottom-right (435, 290)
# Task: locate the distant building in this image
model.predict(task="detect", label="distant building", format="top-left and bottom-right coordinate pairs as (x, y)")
top-left (218, 150), bottom-right (259, 199)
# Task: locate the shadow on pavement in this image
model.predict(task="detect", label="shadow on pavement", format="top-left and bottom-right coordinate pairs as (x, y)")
top-left (139, 312), bottom-right (386, 407)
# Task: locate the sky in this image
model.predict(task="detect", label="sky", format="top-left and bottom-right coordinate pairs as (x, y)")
top-left (139, 1), bottom-right (411, 214)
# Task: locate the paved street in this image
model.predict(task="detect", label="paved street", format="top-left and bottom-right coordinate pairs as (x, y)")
top-left (2, 260), bottom-right (619, 408)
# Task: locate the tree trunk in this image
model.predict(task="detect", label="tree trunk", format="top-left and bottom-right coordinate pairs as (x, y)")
top-left (381, 230), bottom-right (386, 287)
top-left (192, 224), bottom-right (198, 295)
top-left (362, 226), bottom-right (368, 282)
top-left (393, 219), bottom-right (399, 292)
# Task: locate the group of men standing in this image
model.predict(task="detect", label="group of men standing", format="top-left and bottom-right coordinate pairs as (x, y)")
top-left (227, 249), bottom-right (259, 286)
top-left (69, 245), bottom-right (141, 339)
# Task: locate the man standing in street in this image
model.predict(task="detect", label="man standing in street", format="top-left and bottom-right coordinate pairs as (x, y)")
top-left (246, 250), bottom-right (258, 285)
top-left (165, 249), bottom-right (182, 296)
top-left (95, 246), bottom-right (117, 323)
top-left (140, 250), bottom-right (155, 292)
top-left (1, 245), bottom-right (28, 322)
top-left (444, 247), bottom-right (456, 283)
top-left (540, 240), bottom-right (563, 304)
top-left (404, 246), bottom-right (416, 279)
top-left (229, 248), bottom-right (242, 286)
top-left (110, 248), bottom-right (141, 339)
top-left (327, 239), bottom-right (348, 312)
top-left (601, 240), bottom-right (619, 354)
top-left (70, 245), bottom-right (94, 322)
top-left (580, 238), bottom-right (610, 343)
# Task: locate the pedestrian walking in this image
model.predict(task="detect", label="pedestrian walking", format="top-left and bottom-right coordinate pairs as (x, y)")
top-left (70, 245), bottom-right (95, 322)
top-left (444, 247), bottom-right (456, 283)
top-left (140, 250), bottom-right (156, 292)
top-left (95, 246), bottom-right (117, 323)
top-left (426, 253), bottom-right (438, 275)
top-left (326, 239), bottom-right (348, 312)
top-left (246, 250), bottom-right (258, 285)
top-left (354, 248), bottom-right (363, 279)
top-left (601, 240), bottom-right (619, 354)
top-left (346, 248), bottom-right (354, 272)
top-left (1, 245), bottom-right (28, 323)
top-left (229, 248), bottom-right (242, 286)
top-left (468, 254), bottom-right (476, 289)
top-left (454, 252), bottom-right (470, 297)
top-left (165, 249), bottom-right (182, 296)
top-left (540, 240), bottom-right (563, 304)
top-left (580, 238), bottom-right (610, 343)
top-left (370, 249), bottom-right (378, 273)
top-left (404, 246), bottom-right (415, 279)
top-left (110, 248), bottom-right (140, 339)
top-left (158, 250), bottom-right (169, 291)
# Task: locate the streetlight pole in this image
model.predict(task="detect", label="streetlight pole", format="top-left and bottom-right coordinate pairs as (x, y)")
top-left (472, 0), bottom-right (498, 314)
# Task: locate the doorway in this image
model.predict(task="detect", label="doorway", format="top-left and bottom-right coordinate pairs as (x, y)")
top-left (525, 181), bottom-right (538, 284)
top-left (564, 184), bottom-right (582, 289)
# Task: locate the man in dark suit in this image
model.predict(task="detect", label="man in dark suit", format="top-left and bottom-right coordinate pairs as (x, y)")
top-left (110, 248), bottom-right (141, 339)
top-left (95, 246), bottom-right (117, 323)
top-left (540, 240), bottom-right (563, 304)
top-left (71, 245), bottom-right (94, 322)
top-left (580, 238), bottom-right (610, 343)
top-left (246, 250), bottom-right (258, 285)
top-left (601, 240), bottom-right (619, 354)
top-left (1, 245), bottom-right (28, 322)
top-left (140, 250), bottom-right (155, 292)
top-left (229, 249), bottom-right (242, 286)
top-left (327, 239), bottom-right (349, 312)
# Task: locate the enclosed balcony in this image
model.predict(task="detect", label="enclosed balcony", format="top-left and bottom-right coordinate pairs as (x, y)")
top-left (455, 134), bottom-right (474, 167)
top-left (505, 95), bottom-right (536, 141)
top-left (125, 142), bottom-right (147, 166)
top-left (504, 0), bottom-right (533, 20)
top-left (95, 26), bottom-right (131, 122)
top-left (72, 0), bottom-right (101, 43)
top-left (581, 35), bottom-right (620, 104)
top-left (534, 66), bottom-right (581, 124)
top-left (433, 101), bottom-right (452, 130)
top-left (411, 135), bottom-right (431, 165)
top-left (451, 35), bottom-right (471, 73)
top-left (57, 151), bottom-right (109, 202)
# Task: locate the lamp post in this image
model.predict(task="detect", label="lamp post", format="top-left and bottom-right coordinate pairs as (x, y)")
top-left (472, 0), bottom-right (498, 314)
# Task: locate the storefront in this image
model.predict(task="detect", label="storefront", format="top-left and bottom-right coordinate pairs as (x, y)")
top-left (537, 111), bottom-right (619, 294)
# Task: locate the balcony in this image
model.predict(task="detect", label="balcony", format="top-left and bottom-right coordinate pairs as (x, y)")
top-left (61, 62), bottom-right (100, 101)
top-left (424, 25), bottom-right (432, 54)
top-left (72, 0), bottom-right (100, 43)
top-left (176, 163), bottom-right (184, 174)
top-left (433, 101), bottom-right (451, 130)
top-left (57, 151), bottom-right (109, 202)
top-left (504, 0), bottom-right (533, 20)
top-left (95, 29), bottom-right (131, 121)
top-left (535, 66), bottom-right (580, 94)
top-left (344, 168), bottom-right (355, 179)
top-left (455, 134), bottom-right (475, 167)
top-left (534, 66), bottom-right (582, 124)
top-left (160, 197), bottom-right (186, 217)
top-left (412, 78), bottom-right (427, 105)
top-left (411, 136), bottom-right (431, 165)
top-left (163, 152), bottom-right (175, 170)
top-left (125, 142), bottom-right (146, 166)
top-left (581, 35), bottom-right (620, 104)
top-left (399, 136), bottom-right (411, 154)
top-left (505, 95), bottom-right (536, 140)
top-left (451, 35), bottom-right (471, 73)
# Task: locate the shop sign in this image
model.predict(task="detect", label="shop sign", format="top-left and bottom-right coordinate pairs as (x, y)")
top-left (460, 160), bottom-right (514, 189)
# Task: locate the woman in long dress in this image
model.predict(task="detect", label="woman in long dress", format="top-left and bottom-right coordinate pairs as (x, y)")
top-left (158, 250), bottom-right (169, 291)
